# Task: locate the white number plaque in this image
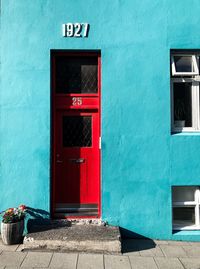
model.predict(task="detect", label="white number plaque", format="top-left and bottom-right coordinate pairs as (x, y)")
top-left (72, 97), bottom-right (82, 106)
top-left (62, 23), bottom-right (89, 38)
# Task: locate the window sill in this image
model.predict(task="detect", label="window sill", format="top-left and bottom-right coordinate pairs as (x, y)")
top-left (173, 230), bottom-right (200, 236)
top-left (171, 132), bottom-right (200, 136)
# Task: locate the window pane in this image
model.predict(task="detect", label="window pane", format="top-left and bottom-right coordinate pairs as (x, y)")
top-left (173, 207), bottom-right (195, 227)
top-left (174, 56), bottom-right (193, 73)
top-left (55, 56), bottom-right (98, 93)
top-left (173, 83), bottom-right (192, 127)
top-left (172, 186), bottom-right (196, 202)
top-left (63, 116), bottom-right (92, 147)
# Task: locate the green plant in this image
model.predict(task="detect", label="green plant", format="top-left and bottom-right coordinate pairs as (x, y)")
top-left (1, 205), bottom-right (26, 223)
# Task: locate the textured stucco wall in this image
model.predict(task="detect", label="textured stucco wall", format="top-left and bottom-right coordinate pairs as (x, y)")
top-left (1, 0), bottom-right (200, 240)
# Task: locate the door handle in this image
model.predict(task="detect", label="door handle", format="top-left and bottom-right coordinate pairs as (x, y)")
top-left (56, 160), bottom-right (63, 163)
top-left (69, 158), bottom-right (85, 163)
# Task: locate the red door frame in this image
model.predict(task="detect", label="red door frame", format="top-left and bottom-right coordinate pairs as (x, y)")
top-left (51, 50), bottom-right (101, 219)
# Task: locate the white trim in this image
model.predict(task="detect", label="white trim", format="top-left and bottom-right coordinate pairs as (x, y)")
top-left (195, 189), bottom-right (200, 227)
top-left (99, 137), bottom-right (101, 149)
top-left (173, 225), bottom-right (200, 231)
top-left (173, 202), bottom-right (196, 206)
top-left (171, 54), bottom-right (199, 76)
top-left (172, 77), bottom-right (196, 83)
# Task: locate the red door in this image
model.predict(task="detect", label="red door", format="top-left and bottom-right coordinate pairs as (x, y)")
top-left (52, 52), bottom-right (101, 218)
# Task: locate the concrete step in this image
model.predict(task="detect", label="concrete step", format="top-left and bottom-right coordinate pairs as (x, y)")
top-left (23, 220), bottom-right (121, 254)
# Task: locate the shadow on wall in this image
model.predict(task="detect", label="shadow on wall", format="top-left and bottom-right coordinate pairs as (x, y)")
top-left (120, 227), bottom-right (156, 253)
top-left (25, 207), bottom-right (51, 234)
top-left (24, 207), bottom-right (71, 234)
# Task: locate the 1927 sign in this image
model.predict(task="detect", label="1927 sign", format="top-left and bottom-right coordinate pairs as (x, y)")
top-left (62, 23), bottom-right (90, 38)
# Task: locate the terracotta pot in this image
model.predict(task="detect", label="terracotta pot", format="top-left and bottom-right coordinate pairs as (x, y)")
top-left (1, 220), bottom-right (24, 245)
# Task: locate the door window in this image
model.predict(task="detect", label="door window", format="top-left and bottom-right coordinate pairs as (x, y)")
top-left (55, 56), bottom-right (98, 94)
top-left (62, 116), bottom-right (92, 147)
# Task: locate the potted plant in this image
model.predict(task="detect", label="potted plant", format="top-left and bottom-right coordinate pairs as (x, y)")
top-left (174, 99), bottom-right (186, 128)
top-left (1, 205), bottom-right (26, 245)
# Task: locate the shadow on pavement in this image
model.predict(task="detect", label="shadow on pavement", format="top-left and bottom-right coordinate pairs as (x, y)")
top-left (120, 227), bottom-right (156, 253)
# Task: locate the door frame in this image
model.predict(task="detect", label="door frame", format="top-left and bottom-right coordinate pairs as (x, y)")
top-left (50, 50), bottom-right (101, 219)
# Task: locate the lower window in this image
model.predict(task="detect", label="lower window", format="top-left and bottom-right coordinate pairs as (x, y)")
top-left (172, 186), bottom-right (200, 230)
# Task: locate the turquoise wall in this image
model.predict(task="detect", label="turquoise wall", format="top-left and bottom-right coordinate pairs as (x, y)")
top-left (1, 0), bottom-right (200, 240)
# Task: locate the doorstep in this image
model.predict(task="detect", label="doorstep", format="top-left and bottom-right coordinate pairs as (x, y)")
top-left (23, 220), bottom-right (121, 254)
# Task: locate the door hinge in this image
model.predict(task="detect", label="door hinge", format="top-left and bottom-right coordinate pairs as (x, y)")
top-left (99, 137), bottom-right (101, 149)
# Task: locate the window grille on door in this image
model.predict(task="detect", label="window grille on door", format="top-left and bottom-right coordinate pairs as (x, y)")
top-left (62, 116), bottom-right (92, 147)
top-left (55, 56), bottom-right (98, 94)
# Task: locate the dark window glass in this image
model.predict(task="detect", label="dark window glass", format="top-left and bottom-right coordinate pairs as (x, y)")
top-left (173, 207), bottom-right (195, 226)
top-left (172, 186), bottom-right (196, 202)
top-left (173, 83), bottom-right (192, 128)
top-left (55, 56), bottom-right (98, 93)
top-left (174, 56), bottom-right (193, 73)
top-left (63, 116), bottom-right (92, 147)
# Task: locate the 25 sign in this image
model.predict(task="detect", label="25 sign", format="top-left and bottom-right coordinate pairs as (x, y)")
top-left (62, 23), bottom-right (90, 38)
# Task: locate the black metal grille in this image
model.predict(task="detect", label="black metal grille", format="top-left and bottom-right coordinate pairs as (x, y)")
top-left (55, 56), bottom-right (98, 93)
top-left (63, 116), bottom-right (92, 147)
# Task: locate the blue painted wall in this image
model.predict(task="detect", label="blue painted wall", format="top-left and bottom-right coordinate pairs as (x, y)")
top-left (1, 0), bottom-right (200, 240)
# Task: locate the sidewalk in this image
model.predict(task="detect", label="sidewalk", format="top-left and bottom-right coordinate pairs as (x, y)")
top-left (0, 239), bottom-right (200, 268)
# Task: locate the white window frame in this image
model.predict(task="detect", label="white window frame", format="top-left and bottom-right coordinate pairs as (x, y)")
top-left (171, 52), bottom-right (200, 133)
top-left (171, 54), bottom-right (199, 76)
top-left (171, 78), bottom-right (200, 132)
top-left (173, 188), bottom-right (200, 231)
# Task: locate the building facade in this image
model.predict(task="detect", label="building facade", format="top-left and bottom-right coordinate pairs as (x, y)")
top-left (1, 0), bottom-right (200, 241)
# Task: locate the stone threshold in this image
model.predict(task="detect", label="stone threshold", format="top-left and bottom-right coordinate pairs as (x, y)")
top-left (23, 220), bottom-right (121, 254)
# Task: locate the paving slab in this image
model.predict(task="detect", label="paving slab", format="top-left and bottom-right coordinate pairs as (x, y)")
top-left (159, 245), bottom-right (187, 257)
top-left (154, 240), bottom-right (169, 245)
top-left (180, 257), bottom-right (200, 269)
top-left (167, 241), bottom-right (191, 246)
top-left (189, 242), bottom-right (200, 247)
top-left (182, 245), bottom-right (200, 257)
top-left (124, 251), bottom-right (141, 257)
top-left (0, 251), bottom-right (27, 267)
top-left (104, 255), bottom-right (131, 269)
top-left (0, 240), bottom-right (19, 252)
top-left (21, 252), bottom-right (52, 268)
top-left (154, 257), bottom-right (184, 269)
top-left (24, 223), bottom-right (121, 254)
top-left (5, 267), bottom-right (32, 269)
top-left (129, 256), bottom-right (158, 269)
top-left (15, 245), bottom-right (24, 252)
top-left (77, 254), bottom-right (103, 269)
top-left (49, 253), bottom-right (77, 268)
top-left (139, 246), bottom-right (164, 257)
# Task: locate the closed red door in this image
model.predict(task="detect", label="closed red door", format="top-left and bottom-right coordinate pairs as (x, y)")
top-left (52, 52), bottom-right (101, 218)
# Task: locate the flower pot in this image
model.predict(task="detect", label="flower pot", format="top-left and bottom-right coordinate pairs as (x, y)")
top-left (1, 220), bottom-right (24, 245)
top-left (174, 120), bottom-right (185, 128)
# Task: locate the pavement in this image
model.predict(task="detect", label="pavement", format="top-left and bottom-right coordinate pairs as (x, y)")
top-left (0, 239), bottom-right (200, 268)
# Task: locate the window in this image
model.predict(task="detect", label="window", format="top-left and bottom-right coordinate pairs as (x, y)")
top-left (171, 51), bottom-right (200, 133)
top-left (171, 55), bottom-right (198, 76)
top-left (54, 55), bottom-right (98, 94)
top-left (62, 116), bottom-right (92, 147)
top-left (172, 186), bottom-right (200, 230)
